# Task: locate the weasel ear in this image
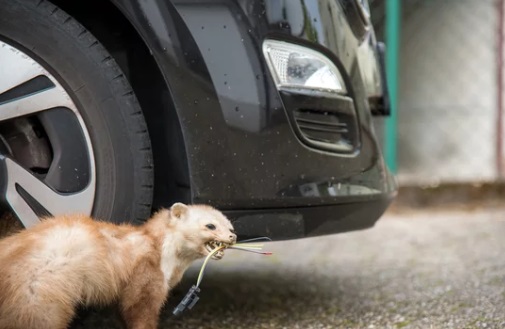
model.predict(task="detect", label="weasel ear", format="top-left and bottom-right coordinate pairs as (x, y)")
top-left (171, 203), bottom-right (188, 219)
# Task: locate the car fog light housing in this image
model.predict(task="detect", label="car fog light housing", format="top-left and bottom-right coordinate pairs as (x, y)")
top-left (262, 40), bottom-right (346, 94)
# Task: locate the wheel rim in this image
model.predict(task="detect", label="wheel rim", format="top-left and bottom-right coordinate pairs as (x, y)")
top-left (0, 40), bottom-right (96, 227)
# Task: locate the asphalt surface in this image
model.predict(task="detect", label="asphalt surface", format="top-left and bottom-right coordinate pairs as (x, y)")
top-left (68, 206), bottom-right (504, 328)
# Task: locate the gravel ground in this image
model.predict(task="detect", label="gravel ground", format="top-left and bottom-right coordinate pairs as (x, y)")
top-left (71, 206), bottom-right (505, 329)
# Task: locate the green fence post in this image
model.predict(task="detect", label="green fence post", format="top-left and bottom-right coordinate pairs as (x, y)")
top-left (385, 0), bottom-right (400, 173)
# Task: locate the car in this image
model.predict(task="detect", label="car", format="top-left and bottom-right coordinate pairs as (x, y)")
top-left (0, 0), bottom-right (396, 240)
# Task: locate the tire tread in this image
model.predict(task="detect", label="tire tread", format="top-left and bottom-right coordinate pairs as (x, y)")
top-left (23, 0), bottom-right (154, 222)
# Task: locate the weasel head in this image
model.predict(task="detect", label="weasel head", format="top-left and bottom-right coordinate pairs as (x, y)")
top-left (168, 203), bottom-right (236, 261)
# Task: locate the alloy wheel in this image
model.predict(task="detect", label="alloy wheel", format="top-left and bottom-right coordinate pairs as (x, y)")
top-left (0, 40), bottom-right (95, 227)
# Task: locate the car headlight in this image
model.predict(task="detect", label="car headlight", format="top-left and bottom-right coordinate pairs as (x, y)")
top-left (262, 40), bottom-right (346, 95)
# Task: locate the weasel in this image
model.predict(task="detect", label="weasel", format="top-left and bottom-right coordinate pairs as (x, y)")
top-left (0, 203), bottom-right (236, 329)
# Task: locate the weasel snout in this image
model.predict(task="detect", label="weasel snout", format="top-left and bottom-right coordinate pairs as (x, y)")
top-left (229, 229), bottom-right (237, 244)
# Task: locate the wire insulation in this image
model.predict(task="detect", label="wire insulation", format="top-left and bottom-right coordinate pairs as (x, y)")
top-left (237, 237), bottom-right (272, 243)
top-left (196, 246), bottom-right (225, 287)
top-left (228, 246), bottom-right (272, 255)
top-left (195, 238), bottom-right (272, 287)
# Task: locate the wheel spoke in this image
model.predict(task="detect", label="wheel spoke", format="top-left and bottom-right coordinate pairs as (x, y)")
top-left (2, 157), bottom-right (94, 227)
top-left (0, 86), bottom-right (73, 122)
top-left (0, 42), bottom-right (46, 94)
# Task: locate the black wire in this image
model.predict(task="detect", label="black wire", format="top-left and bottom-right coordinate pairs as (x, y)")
top-left (237, 237), bottom-right (272, 243)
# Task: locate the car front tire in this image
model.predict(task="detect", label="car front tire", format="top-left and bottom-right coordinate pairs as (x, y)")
top-left (0, 0), bottom-right (154, 225)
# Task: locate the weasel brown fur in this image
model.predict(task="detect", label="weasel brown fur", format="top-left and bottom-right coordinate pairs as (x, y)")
top-left (0, 203), bottom-right (236, 329)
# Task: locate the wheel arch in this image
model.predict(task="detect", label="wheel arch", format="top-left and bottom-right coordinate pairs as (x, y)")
top-left (50, 0), bottom-right (192, 209)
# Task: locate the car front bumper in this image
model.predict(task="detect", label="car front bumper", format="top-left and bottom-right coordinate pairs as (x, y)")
top-left (226, 192), bottom-right (395, 240)
top-left (116, 0), bottom-right (397, 238)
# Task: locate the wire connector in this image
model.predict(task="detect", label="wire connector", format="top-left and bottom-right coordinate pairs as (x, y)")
top-left (173, 285), bottom-right (201, 316)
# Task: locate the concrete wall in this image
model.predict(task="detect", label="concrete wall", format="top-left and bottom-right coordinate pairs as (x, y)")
top-left (396, 0), bottom-right (498, 184)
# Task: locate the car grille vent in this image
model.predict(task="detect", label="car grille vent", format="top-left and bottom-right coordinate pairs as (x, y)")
top-left (293, 109), bottom-right (356, 152)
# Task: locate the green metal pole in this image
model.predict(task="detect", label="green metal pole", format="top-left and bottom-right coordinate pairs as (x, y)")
top-left (385, 0), bottom-right (400, 173)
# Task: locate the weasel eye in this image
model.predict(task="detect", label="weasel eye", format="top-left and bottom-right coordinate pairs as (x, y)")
top-left (230, 229), bottom-right (236, 234)
top-left (206, 224), bottom-right (216, 230)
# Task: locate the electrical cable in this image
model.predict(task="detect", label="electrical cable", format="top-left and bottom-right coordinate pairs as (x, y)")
top-left (173, 237), bottom-right (272, 316)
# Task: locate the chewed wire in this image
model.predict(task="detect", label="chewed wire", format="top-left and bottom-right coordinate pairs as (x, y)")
top-left (237, 237), bottom-right (272, 243)
top-left (228, 246), bottom-right (272, 255)
top-left (195, 237), bottom-right (272, 288)
top-left (196, 245), bottom-right (225, 287)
